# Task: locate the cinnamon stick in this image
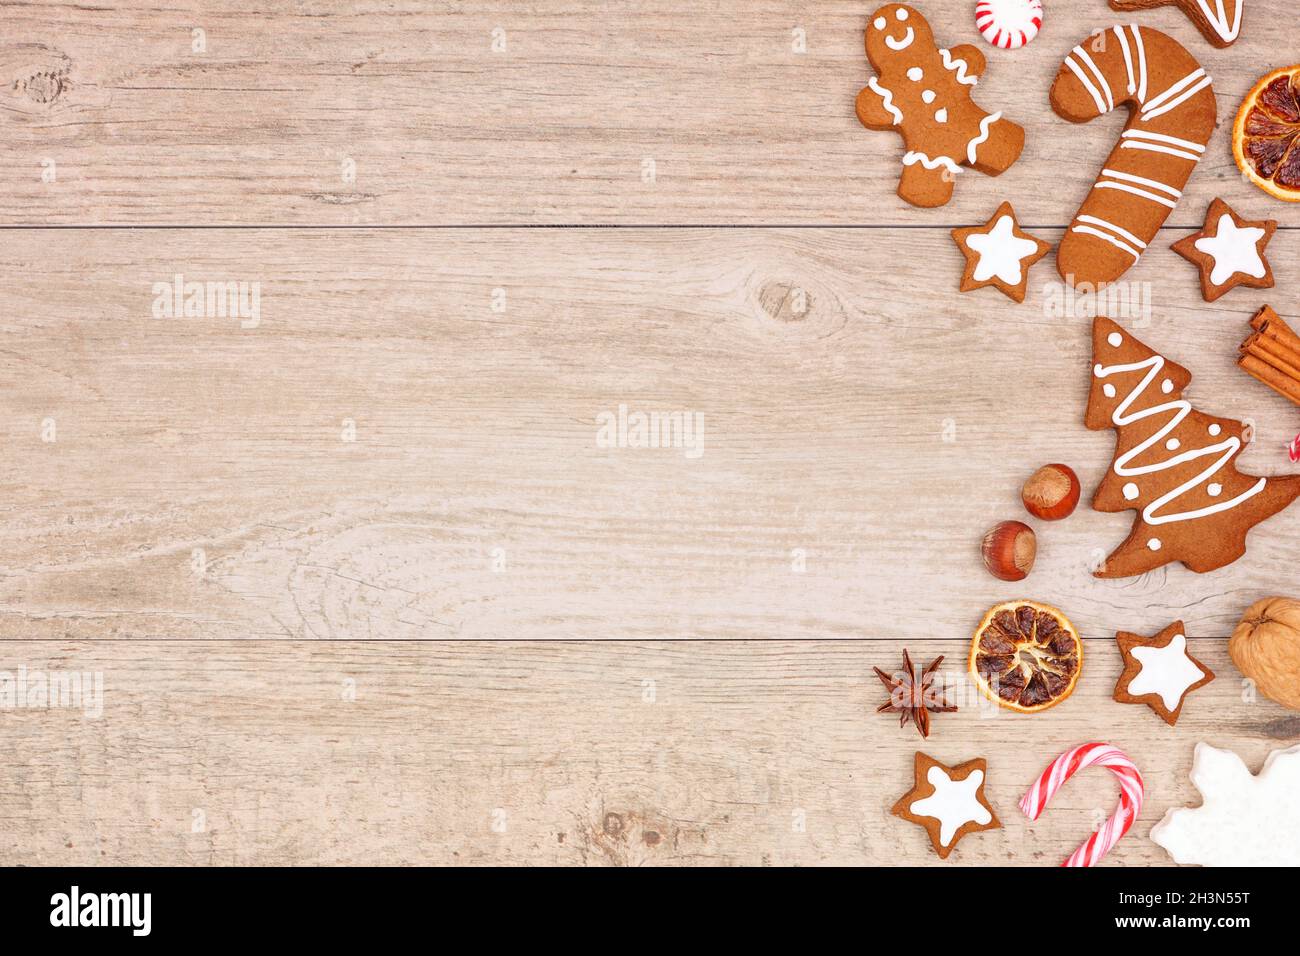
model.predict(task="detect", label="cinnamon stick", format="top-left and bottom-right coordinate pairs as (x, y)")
top-left (1240, 354), bottom-right (1300, 406)
top-left (1243, 332), bottom-right (1300, 380)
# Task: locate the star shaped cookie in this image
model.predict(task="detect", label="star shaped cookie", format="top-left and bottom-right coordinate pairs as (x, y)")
top-left (952, 202), bottom-right (1051, 303)
top-left (892, 752), bottom-right (1000, 859)
top-left (1171, 198), bottom-right (1276, 302)
top-left (1113, 621), bottom-right (1215, 726)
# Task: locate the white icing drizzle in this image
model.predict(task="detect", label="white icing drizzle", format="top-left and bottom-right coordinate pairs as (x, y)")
top-left (1194, 0), bottom-right (1243, 43)
top-left (1074, 214), bottom-right (1146, 259)
top-left (1096, 181), bottom-right (1177, 208)
top-left (1115, 26), bottom-right (1135, 96)
top-left (939, 48), bottom-right (978, 86)
top-left (1074, 45), bottom-right (1114, 111)
top-left (1129, 632), bottom-right (1207, 711)
top-left (885, 27), bottom-right (916, 51)
top-left (902, 151), bottom-right (962, 174)
top-left (1093, 345), bottom-right (1267, 526)
top-left (1101, 168), bottom-right (1181, 198)
top-left (966, 112), bottom-right (1001, 163)
top-left (909, 766), bottom-right (991, 847)
top-left (868, 77), bottom-right (904, 125)
top-left (1141, 68), bottom-right (1212, 122)
top-left (1132, 24), bottom-right (1148, 102)
top-left (1065, 53), bottom-right (1109, 115)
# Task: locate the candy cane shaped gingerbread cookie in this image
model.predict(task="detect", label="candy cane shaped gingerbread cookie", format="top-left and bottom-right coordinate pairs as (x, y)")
top-left (1052, 26), bottom-right (1215, 288)
top-left (1020, 742), bottom-right (1144, 867)
top-left (857, 4), bottom-right (1024, 208)
top-left (1109, 0), bottom-right (1244, 49)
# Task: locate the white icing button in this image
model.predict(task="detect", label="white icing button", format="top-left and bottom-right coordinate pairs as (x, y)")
top-left (1107, 332), bottom-right (1122, 347)
top-left (1123, 482), bottom-right (1139, 500)
top-left (907, 66), bottom-right (923, 81)
top-left (897, 7), bottom-right (908, 19)
top-left (922, 89), bottom-right (936, 104)
top-left (1162, 379), bottom-right (1174, 394)
top-left (1103, 384), bottom-right (1116, 398)
top-left (1209, 424), bottom-right (1222, 436)
top-left (874, 16), bottom-right (886, 29)
top-left (1208, 483), bottom-right (1222, 496)
top-left (934, 108), bottom-right (948, 123)
top-left (1166, 438), bottom-right (1180, 451)
top-left (1148, 538), bottom-right (1162, 551)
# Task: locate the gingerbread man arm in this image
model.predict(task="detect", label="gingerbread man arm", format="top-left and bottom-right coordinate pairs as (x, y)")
top-left (944, 44), bottom-right (986, 82)
top-left (855, 81), bottom-right (902, 131)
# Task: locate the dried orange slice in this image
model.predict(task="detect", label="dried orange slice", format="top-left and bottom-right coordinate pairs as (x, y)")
top-left (1234, 66), bottom-right (1300, 202)
top-left (969, 600), bottom-right (1082, 713)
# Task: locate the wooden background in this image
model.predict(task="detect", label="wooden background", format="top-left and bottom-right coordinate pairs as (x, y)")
top-left (2, 0), bottom-right (1298, 865)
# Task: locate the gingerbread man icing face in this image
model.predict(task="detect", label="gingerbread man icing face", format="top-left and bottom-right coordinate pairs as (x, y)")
top-left (865, 4), bottom-right (935, 63)
top-left (857, 4), bottom-right (1024, 206)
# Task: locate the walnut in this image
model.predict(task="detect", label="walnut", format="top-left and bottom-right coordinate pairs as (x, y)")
top-left (1230, 597), bottom-right (1300, 711)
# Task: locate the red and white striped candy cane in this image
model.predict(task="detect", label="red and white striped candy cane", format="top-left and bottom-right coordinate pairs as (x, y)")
top-left (1020, 742), bottom-right (1144, 867)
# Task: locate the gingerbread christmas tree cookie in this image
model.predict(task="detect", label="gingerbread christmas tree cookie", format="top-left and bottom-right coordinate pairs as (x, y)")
top-left (1172, 198), bottom-right (1275, 302)
top-left (952, 202), bottom-right (1051, 302)
top-left (856, 4), bottom-right (1024, 208)
top-left (1114, 621), bottom-right (1214, 725)
top-left (892, 752), bottom-right (1000, 859)
top-left (1086, 317), bottom-right (1300, 578)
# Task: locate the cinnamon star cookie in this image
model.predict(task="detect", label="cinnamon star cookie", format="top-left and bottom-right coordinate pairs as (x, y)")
top-left (892, 752), bottom-right (1000, 859)
top-left (1113, 621), bottom-right (1215, 725)
top-left (951, 201), bottom-right (1051, 303)
top-left (1172, 198), bottom-right (1276, 302)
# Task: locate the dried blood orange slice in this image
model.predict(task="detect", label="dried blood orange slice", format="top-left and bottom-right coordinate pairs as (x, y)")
top-left (1234, 66), bottom-right (1300, 202)
top-left (969, 600), bottom-right (1082, 713)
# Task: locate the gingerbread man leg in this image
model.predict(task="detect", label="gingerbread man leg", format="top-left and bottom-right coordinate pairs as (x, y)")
top-left (897, 160), bottom-right (955, 208)
top-left (968, 117), bottom-right (1024, 177)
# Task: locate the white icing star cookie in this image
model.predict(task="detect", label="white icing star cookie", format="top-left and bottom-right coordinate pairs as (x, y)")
top-left (1172, 198), bottom-right (1276, 302)
top-left (1152, 742), bottom-right (1300, 866)
top-left (892, 752), bottom-right (1000, 859)
top-left (1113, 621), bottom-right (1214, 725)
top-left (952, 201), bottom-right (1051, 303)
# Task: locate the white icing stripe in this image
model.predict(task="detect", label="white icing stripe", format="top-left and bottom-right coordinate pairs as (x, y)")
top-left (1078, 213), bottom-right (1146, 248)
top-left (1142, 68), bottom-right (1207, 114)
top-left (939, 48), bottom-right (978, 86)
top-left (1101, 168), bottom-right (1181, 197)
top-left (902, 151), bottom-right (962, 174)
top-left (1073, 225), bottom-right (1141, 260)
top-left (1141, 75), bottom-right (1212, 122)
top-left (1121, 140), bottom-right (1204, 162)
top-left (1132, 25), bottom-right (1147, 103)
top-left (1065, 56), bottom-right (1109, 115)
top-left (1097, 181), bottom-right (1178, 208)
top-left (868, 78), bottom-right (903, 125)
top-left (1094, 352), bottom-right (1267, 525)
top-left (1122, 129), bottom-right (1206, 153)
top-left (1074, 46), bottom-right (1113, 112)
top-left (1195, 0), bottom-right (1242, 42)
top-left (966, 111), bottom-right (1001, 164)
top-left (1115, 26), bottom-right (1135, 96)
top-left (885, 27), bottom-right (915, 51)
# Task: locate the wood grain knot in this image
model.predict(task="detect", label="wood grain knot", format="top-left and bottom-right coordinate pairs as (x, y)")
top-left (1262, 715), bottom-right (1300, 740)
top-left (1, 45), bottom-right (73, 111)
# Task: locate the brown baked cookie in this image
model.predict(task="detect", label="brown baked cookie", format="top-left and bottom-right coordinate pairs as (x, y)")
top-left (1051, 25), bottom-right (1215, 288)
top-left (951, 201), bottom-right (1051, 302)
top-left (892, 752), bottom-right (1000, 859)
top-left (1172, 198), bottom-right (1276, 302)
top-left (856, 3), bottom-right (1024, 208)
top-left (1087, 317), bottom-right (1300, 578)
top-left (1110, 0), bottom-right (1244, 48)
top-left (1114, 621), bottom-right (1215, 725)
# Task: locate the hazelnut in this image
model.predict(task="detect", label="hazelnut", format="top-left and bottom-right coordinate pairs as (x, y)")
top-left (981, 520), bottom-right (1036, 581)
top-left (1022, 464), bottom-right (1081, 521)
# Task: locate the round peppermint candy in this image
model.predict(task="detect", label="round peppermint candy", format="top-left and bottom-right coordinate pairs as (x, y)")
top-left (975, 0), bottom-right (1043, 50)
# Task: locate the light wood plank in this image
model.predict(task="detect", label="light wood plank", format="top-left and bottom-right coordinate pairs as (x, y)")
top-left (0, 638), bottom-right (1293, 865)
top-left (1, 228), bottom-right (1298, 642)
top-left (0, 1), bottom-right (1292, 224)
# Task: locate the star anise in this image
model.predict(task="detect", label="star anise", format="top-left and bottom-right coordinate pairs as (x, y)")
top-left (873, 649), bottom-right (957, 738)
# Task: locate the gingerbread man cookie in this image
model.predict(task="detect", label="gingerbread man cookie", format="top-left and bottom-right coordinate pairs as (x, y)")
top-left (1113, 621), bottom-right (1214, 725)
top-left (1087, 317), bottom-right (1300, 577)
top-left (1172, 198), bottom-right (1276, 302)
top-left (1110, 0), bottom-right (1244, 48)
top-left (857, 4), bottom-right (1025, 208)
top-left (1052, 25), bottom-right (1215, 288)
